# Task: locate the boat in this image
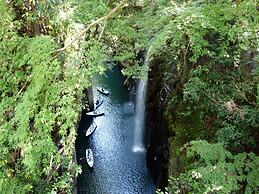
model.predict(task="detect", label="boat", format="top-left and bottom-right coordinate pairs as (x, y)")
top-left (85, 122), bottom-right (97, 137)
top-left (94, 99), bottom-right (103, 110)
top-left (86, 110), bottom-right (104, 117)
top-left (97, 87), bottom-right (109, 95)
top-left (85, 148), bottom-right (94, 167)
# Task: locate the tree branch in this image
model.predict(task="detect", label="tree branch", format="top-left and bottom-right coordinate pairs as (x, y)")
top-left (15, 81), bottom-right (28, 98)
top-left (47, 155), bottom-right (54, 181)
top-left (54, 0), bottom-right (127, 55)
top-left (98, 19), bottom-right (108, 42)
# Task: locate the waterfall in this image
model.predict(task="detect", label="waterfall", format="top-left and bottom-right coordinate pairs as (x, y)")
top-left (132, 80), bottom-right (148, 152)
top-left (132, 47), bottom-right (152, 153)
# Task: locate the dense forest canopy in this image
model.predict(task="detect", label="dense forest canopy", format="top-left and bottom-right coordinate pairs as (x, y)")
top-left (0, 0), bottom-right (258, 193)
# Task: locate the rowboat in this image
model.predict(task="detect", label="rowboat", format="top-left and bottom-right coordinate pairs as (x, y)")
top-left (94, 99), bottom-right (103, 110)
top-left (86, 148), bottom-right (94, 168)
top-left (97, 87), bottom-right (109, 95)
top-left (85, 122), bottom-right (97, 137)
top-left (86, 110), bottom-right (104, 117)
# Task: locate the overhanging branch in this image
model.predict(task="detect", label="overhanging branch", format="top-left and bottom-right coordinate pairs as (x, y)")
top-left (54, 0), bottom-right (127, 54)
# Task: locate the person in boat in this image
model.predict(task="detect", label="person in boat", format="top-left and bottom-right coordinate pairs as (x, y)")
top-left (97, 87), bottom-right (109, 95)
top-left (87, 151), bottom-right (90, 158)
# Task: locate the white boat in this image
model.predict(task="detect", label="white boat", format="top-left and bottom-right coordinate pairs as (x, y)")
top-left (86, 110), bottom-right (104, 117)
top-left (85, 122), bottom-right (97, 137)
top-left (86, 149), bottom-right (94, 168)
top-left (97, 87), bottom-right (109, 95)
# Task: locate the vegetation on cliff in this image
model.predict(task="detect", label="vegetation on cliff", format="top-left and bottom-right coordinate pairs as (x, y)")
top-left (145, 0), bottom-right (259, 193)
top-left (0, 0), bottom-right (137, 193)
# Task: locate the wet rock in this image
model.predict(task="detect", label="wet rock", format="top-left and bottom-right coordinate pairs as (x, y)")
top-left (146, 58), bottom-right (170, 190)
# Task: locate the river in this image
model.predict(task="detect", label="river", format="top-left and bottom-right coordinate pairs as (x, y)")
top-left (76, 66), bottom-right (155, 194)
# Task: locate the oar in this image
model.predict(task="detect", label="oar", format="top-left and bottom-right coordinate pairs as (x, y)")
top-left (79, 152), bottom-right (98, 160)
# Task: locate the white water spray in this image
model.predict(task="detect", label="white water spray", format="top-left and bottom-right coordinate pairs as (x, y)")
top-left (133, 47), bottom-right (152, 153)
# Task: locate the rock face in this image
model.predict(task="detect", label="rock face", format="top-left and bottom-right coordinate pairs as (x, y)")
top-left (83, 86), bottom-right (94, 111)
top-left (146, 58), bottom-right (170, 189)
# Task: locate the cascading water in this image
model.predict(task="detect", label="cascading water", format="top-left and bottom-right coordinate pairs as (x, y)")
top-left (133, 47), bottom-right (152, 153)
top-left (133, 79), bottom-right (148, 152)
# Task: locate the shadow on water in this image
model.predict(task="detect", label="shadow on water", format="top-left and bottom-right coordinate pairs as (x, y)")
top-left (76, 66), bottom-right (155, 194)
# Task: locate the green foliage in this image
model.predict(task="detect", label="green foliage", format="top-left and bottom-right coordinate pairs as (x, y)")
top-left (139, 0), bottom-right (259, 193)
top-left (157, 0), bottom-right (259, 149)
top-left (0, 0), bottom-right (152, 192)
top-left (0, 0), bottom-right (105, 192)
top-left (72, 0), bottom-right (150, 78)
top-left (71, 0), bottom-right (108, 23)
top-left (164, 141), bottom-right (259, 194)
top-left (81, 40), bottom-right (107, 75)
